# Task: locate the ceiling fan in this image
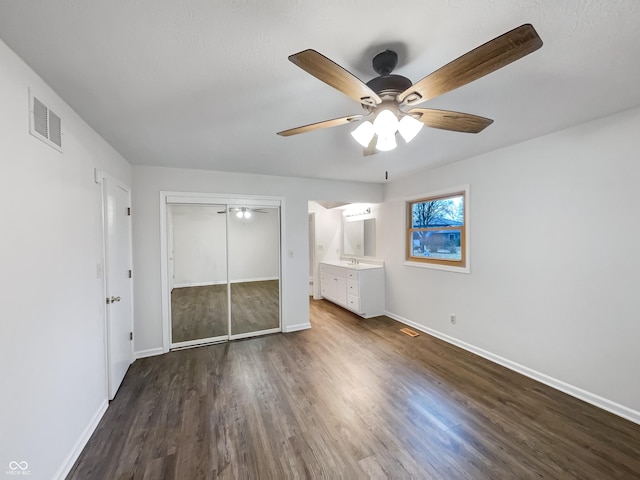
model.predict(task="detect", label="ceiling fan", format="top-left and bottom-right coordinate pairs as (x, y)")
top-left (218, 207), bottom-right (268, 219)
top-left (277, 24), bottom-right (542, 154)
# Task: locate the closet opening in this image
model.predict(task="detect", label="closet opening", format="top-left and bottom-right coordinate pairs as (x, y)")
top-left (160, 193), bottom-right (283, 351)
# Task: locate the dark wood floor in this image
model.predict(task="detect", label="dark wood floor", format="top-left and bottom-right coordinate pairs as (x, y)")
top-left (230, 280), bottom-right (279, 335)
top-left (68, 299), bottom-right (640, 479)
top-left (171, 285), bottom-right (227, 341)
top-left (171, 280), bottom-right (279, 342)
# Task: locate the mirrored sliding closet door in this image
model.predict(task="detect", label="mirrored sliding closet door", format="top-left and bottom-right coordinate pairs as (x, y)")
top-left (228, 206), bottom-right (281, 338)
top-left (169, 204), bottom-right (229, 347)
top-left (165, 197), bottom-right (281, 349)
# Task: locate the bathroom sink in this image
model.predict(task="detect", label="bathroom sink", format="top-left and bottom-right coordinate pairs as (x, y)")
top-left (323, 260), bottom-right (382, 270)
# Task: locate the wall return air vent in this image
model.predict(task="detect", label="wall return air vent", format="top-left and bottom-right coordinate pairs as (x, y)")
top-left (29, 88), bottom-right (62, 152)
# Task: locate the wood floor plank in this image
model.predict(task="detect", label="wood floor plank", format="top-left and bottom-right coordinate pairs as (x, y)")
top-left (67, 299), bottom-right (640, 479)
top-left (171, 281), bottom-right (279, 343)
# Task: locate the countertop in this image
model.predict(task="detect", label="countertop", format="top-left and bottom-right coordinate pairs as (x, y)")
top-left (320, 260), bottom-right (384, 270)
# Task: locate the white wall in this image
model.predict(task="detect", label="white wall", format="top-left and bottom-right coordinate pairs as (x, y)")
top-left (307, 202), bottom-right (342, 298)
top-left (171, 205), bottom-right (280, 287)
top-left (227, 207), bottom-right (279, 282)
top-left (381, 107), bottom-right (640, 423)
top-left (308, 201), bottom-right (343, 262)
top-left (0, 39), bottom-right (131, 479)
top-left (132, 166), bottom-right (383, 352)
top-left (170, 205), bottom-right (227, 287)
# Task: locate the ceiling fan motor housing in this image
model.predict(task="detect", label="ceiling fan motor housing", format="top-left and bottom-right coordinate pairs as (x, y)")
top-left (366, 75), bottom-right (413, 102)
top-left (366, 49), bottom-right (413, 104)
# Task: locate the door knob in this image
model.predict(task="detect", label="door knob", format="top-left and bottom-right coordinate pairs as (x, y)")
top-left (110, 296), bottom-right (121, 303)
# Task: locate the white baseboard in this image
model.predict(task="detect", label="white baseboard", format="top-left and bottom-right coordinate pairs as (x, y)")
top-left (53, 399), bottom-right (108, 480)
top-left (385, 310), bottom-right (640, 426)
top-left (135, 347), bottom-right (164, 359)
top-left (230, 276), bottom-right (278, 284)
top-left (172, 281), bottom-right (224, 288)
top-left (173, 277), bottom-right (278, 289)
top-left (284, 323), bottom-right (311, 333)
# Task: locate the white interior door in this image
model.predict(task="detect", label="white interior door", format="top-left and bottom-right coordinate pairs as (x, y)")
top-left (104, 178), bottom-right (133, 399)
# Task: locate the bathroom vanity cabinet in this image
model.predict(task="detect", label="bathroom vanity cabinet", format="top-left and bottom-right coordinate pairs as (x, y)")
top-left (319, 262), bottom-right (385, 318)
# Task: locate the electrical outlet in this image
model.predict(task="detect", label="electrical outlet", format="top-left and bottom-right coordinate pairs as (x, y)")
top-left (450, 314), bottom-right (457, 324)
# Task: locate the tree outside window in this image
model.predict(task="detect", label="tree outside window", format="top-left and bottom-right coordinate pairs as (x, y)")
top-left (407, 191), bottom-right (466, 267)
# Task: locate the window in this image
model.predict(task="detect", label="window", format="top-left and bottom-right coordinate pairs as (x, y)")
top-left (406, 187), bottom-right (467, 271)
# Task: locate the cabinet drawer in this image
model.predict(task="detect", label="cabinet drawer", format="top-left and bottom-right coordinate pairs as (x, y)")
top-left (346, 270), bottom-right (359, 280)
top-left (346, 278), bottom-right (359, 296)
top-left (322, 265), bottom-right (347, 278)
top-left (347, 294), bottom-right (360, 312)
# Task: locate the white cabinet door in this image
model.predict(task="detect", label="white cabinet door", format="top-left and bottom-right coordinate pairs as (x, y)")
top-left (335, 277), bottom-right (347, 305)
top-left (320, 273), bottom-right (335, 299)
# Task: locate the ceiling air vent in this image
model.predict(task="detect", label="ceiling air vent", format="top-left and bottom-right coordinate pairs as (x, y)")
top-left (29, 89), bottom-right (63, 152)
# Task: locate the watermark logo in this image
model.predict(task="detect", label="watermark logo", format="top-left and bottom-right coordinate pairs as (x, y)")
top-left (5, 461), bottom-right (30, 476)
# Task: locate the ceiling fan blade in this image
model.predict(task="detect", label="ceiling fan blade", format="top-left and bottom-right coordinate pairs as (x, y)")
top-left (277, 114), bottom-right (363, 137)
top-left (289, 50), bottom-right (382, 106)
top-left (408, 108), bottom-right (493, 133)
top-left (398, 24), bottom-right (543, 106)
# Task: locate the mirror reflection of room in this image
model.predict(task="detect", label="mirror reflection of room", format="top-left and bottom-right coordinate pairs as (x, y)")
top-left (229, 206), bottom-right (280, 336)
top-left (169, 204), bottom-right (280, 345)
top-left (343, 218), bottom-right (375, 257)
top-left (170, 204), bottom-right (228, 343)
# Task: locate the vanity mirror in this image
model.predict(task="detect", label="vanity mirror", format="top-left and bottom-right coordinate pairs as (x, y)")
top-left (343, 218), bottom-right (375, 257)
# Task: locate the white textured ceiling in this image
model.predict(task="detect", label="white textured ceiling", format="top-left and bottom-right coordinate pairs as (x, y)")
top-left (1, 1), bottom-right (639, 183)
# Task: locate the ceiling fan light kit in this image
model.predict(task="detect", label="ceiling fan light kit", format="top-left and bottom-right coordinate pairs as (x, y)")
top-left (278, 24), bottom-right (543, 154)
top-left (219, 207), bottom-right (267, 218)
top-left (351, 105), bottom-right (424, 149)
top-left (398, 115), bottom-right (424, 143)
top-left (373, 109), bottom-right (399, 151)
top-left (351, 120), bottom-right (375, 147)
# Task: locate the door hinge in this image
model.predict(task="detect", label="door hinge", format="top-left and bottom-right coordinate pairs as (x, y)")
top-left (129, 332), bottom-right (133, 341)
top-left (127, 207), bottom-right (131, 216)
top-left (128, 269), bottom-right (132, 278)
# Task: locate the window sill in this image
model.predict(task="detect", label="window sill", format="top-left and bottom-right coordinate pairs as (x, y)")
top-left (403, 260), bottom-right (470, 274)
